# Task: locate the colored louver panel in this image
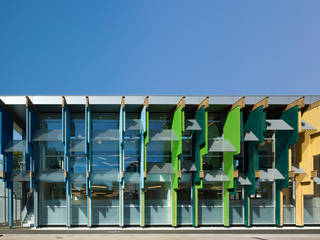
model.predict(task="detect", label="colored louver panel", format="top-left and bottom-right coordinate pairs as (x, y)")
top-left (223, 106), bottom-right (241, 226)
top-left (243, 106), bottom-right (266, 226)
top-left (171, 106), bottom-right (184, 227)
top-left (275, 106), bottom-right (299, 226)
top-left (192, 106), bottom-right (208, 226)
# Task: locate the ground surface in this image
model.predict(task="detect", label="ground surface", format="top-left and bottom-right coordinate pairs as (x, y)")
top-left (1, 234), bottom-right (320, 240)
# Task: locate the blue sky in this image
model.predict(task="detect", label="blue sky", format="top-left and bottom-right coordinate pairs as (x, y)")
top-left (0, 0), bottom-right (319, 95)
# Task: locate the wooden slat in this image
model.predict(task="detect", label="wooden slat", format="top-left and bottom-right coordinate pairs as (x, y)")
top-left (26, 96), bottom-right (40, 115)
top-left (284, 97), bottom-right (305, 112)
top-left (197, 96), bottom-right (209, 111)
top-left (121, 96), bottom-right (125, 107)
top-left (176, 96), bottom-right (186, 110)
top-left (62, 96), bottom-right (67, 108)
top-left (251, 97), bottom-right (269, 112)
top-left (305, 98), bottom-right (320, 112)
top-left (144, 96), bottom-right (149, 107)
top-left (85, 96), bottom-right (89, 107)
top-left (231, 97), bottom-right (245, 111)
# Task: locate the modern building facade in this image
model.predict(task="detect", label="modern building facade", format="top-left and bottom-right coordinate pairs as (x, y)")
top-left (0, 95), bottom-right (320, 228)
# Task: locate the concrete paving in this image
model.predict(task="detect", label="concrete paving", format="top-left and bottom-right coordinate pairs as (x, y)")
top-left (1, 234), bottom-right (320, 240)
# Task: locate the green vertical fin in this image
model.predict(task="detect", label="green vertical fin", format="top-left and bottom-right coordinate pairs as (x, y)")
top-left (223, 106), bottom-right (241, 226)
top-left (171, 106), bottom-right (184, 227)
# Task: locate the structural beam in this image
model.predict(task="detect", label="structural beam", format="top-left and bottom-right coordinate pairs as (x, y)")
top-left (230, 97), bottom-right (245, 111)
top-left (284, 97), bottom-right (305, 112)
top-left (62, 96), bottom-right (71, 227)
top-left (197, 96), bottom-right (209, 111)
top-left (251, 97), bottom-right (269, 112)
top-left (25, 97), bottom-right (40, 227)
top-left (119, 97), bottom-right (125, 227)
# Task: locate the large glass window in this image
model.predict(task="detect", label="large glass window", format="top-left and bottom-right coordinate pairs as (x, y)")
top-left (145, 182), bottom-right (171, 225)
top-left (91, 113), bottom-right (119, 225)
top-left (124, 113), bottom-right (140, 172)
top-left (40, 182), bottom-right (66, 225)
top-left (304, 156), bottom-right (320, 224)
top-left (148, 113), bottom-right (172, 163)
top-left (39, 114), bottom-right (64, 171)
top-left (124, 183), bottom-right (140, 225)
top-left (91, 182), bottom-right (119, 225)
top-left (251, 181), bottom-right (275, 224)
top-left (198, 183), bottom-right (223, 225)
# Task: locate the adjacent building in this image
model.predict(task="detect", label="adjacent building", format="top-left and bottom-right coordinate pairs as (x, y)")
top-left (0, 95), bottom-right (320, 228)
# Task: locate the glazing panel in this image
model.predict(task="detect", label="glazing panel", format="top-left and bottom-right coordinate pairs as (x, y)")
top-left (177, 184), bottom-right (192, 225)
top-left (251, 182), bottom-right (275, 224)
top-left (91, 182), bottom-right (119, 225)
top-left (304, 183), bottom-right (320, 224)
top-left (40, 183), bottom-right (66, 225)
top-left (198, 183), bottom-right (223, 225)
top-left (283, 181), bottom-right (295, 224)
top-left (124, 183), bottom-right (140, 225)
top-left (145, 182), bottom-right (171, 225)
top-left (148, 113), bottom-right (172, 163)
top-left (230, 185), bottom-right (243, 225)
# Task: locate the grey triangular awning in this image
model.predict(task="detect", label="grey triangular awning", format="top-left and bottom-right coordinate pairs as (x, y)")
top-left (70, 139), bottom-right (85, 152)
top-left (266, 119), bottom-right (293, 131)
top-left (91, 170), bottom-right (119, 183)
top-left (185, 119), bottom-right (201, 131)
top-left (11, 171), bottom-right (30, 182)
top-left (292, 165), bottom-right (306, 174)
top-left (204, 170), bottom-right (229, 182)
top-left (301, 120), bottom-right (317, 131)
top-left (126, 119), bottom-right (141, 131)
top-left (92, 129), bottom-right (119, 141)
top-left (181, 161), bottom-right (197, 172)
top-left (238, 175), bottom-right (252, 185)
top-left (5, 140), bottom-right (26, 152)
top-left (150, 129), bottom-right (178, 141)
top-left (33, 129), bottom-right (62, 141)
top-left (124, 172), bottom-right (140, 183)
top-left (259, 168), bottom-right (285, 181)
top-left (146, 173), bottom-right (171, 182)
top-left (313, 177), bottom-right (320, 185)
top-left (39, 171), bottom-right (65, 182)
top-left (209, 139), bottom-right (236, 152)
top-left (180, 173), bottom-right (192, 183)
top-left (70, 173), bottom-right (86, 183)
top-left (244, 131), bottom-right (259, 141)
top-left (147, 163), bottom-right (174, 174)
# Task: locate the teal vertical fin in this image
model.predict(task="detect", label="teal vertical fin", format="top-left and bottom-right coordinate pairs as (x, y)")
top-left (243, 106), bottom-right (266, 226)
top-left (275, 106), bottom-right (298, 226)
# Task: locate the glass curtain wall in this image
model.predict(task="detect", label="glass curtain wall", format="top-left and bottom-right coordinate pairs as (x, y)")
top-left (91, 113), bottom-right (119, 225)
top-left (124, 113), bottom-right (140, 225)
top-left (198, 116), bottom-right (224, 225)
top-left (304, 156), bottom-right (320, 224)
top-left (38, 113), bottom-right (65, 225)
top-left (283, 145), bottom-right (296, 225)
top-left (146, 113), bottom-right (172, 225)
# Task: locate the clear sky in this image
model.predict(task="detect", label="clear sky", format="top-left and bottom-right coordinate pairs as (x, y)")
top-left (0, 0), bottom-right (319, 95)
